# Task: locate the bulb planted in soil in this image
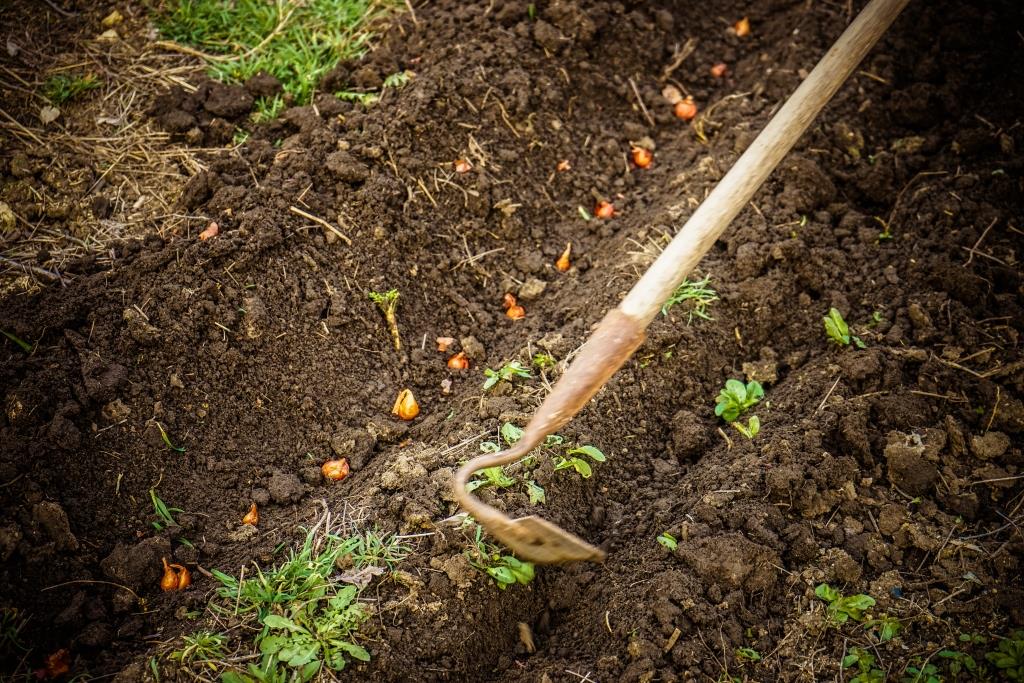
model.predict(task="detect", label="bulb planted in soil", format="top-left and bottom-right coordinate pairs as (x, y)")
top-left (321, 458), bottom-right (350, 481)
top-left (392, 389), bottom-right (420, 420)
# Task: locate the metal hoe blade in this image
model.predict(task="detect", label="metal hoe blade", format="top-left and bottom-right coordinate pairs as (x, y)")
top-left (454, 310), bottom-right (645, 564)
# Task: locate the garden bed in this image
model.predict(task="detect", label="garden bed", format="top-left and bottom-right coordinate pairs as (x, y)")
top-left (1, 0), bottom-right (1022, 680)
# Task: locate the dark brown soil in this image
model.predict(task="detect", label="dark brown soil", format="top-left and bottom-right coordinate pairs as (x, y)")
top-left (2, 0), bottom-right (1023, 681)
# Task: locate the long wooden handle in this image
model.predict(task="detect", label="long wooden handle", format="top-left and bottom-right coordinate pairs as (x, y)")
top-left (454, 0), bottom-right (909, 559)
top-left (620, 0), bottom-right (910, 324)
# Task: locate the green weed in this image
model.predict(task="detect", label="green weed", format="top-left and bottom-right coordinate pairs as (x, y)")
top-left (735, 647), bottom-right (761, 663)
top-left (466, 525), bottom-right (535, 590)
top-left (169, 631), bottom-right (228, 668)
top-left (714, 379), bottom-right (763, 423)
top-left (731, 415), bottom-right (760, 440)
top-left (251, 94), bottom-right (285, 122)
top-left (823, 307), bottom-right (866, 348)
top-left (465, 466), bottom-right (515, 492)
top-left (656, 532), bottom-right (678, 551)
top-left (207, 523), bottom-right (400, 680)
top-left (149, 489), bottom-right (182, 530)
top-left (156, 0), bottom-right (396, 104)
top-left (553, 445), bottom-right (606, 479)
top-left (368, 289), bottom-right (401, 351)
top-left (482, 360), bottom-right (531, 391)
top-left (843, 647), bottom-right (885, 683)
top-left (1, 329), bottom-right (32, 353)
top-left (525, 480), bottom-right (546, 505)
top-left (532, 353), bottom-right (557, 370)
top-left (0, 607), bottom-right (28, 656)
top-left (901, 660), bottom-right (940, 683)
top-left (986, 630), bottom-right (1024, 680)
top-left (815, 583), bottom-right (875, 625)
top-left (42, 73), bottom-right (100, 104)
top-left (156, 421), bottom-right (186, 452)
top-left (661, 275), bottom-right (718, 323)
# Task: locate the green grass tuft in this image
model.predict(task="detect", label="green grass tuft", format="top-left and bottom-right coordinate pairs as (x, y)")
top-left (42, 73), bottom-right (100, 104)
top-left (156, 0), bottom-right (397, 104)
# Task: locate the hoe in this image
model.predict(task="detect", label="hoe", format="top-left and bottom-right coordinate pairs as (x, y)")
top-left (454, 0), bottom-right (910, 563)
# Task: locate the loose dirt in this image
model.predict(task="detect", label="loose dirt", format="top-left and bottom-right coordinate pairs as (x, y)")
top-left (1, 0), bottom-right (1022, 681)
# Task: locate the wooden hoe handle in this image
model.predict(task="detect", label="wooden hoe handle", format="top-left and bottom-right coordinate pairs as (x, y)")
top-left (454, 0), bottom-right (911, 563)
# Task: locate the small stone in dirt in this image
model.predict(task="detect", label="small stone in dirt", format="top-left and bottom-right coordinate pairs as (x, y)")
top-left (741, 359), bottom-right (777, 384)
top-left (81, 356), bottom-right (129, 403)
top-left (101, 399), bottom-right (130, 423)
top-left (518, 277), bottom-right (547, 301)
top-left (101, 536), bottom-right (172, 591)
top-left (822, 547), bottom-right (862, 584)
top-left (76, 621), bottom-right (114, 648)
top-left (0, 201), bottom-right (15, 233)
top-left (122, 308), bottom-right (161, 345)
top-left (677, 533), bottom-right (779, 591)
top-left (429, 553), bottom-right (475, 589)
top-left (244, 71), bottom-right (282, 99)
top-left (0, 524), bottom-right (22, 561)
top-left (300, 466), bottom-right (321, 486)
top-left (267, 471), bottom-right (305, 503)
top-left (459, 335), bottom-right (485, 361)
top-left (228, 524), bottom-right (258, 544)
top-left (379, 454), bottom-right (428, 490)
top-left (533, 20), bottom-right (567, 52)
top-left (351, 65), bottom-right (383, 89)
top-left (203, 82), bottom-right (254, 119)
top-left (669, 409), bottom-right (708, 459)
top-left (884, 435), bottom-right (938, 497)
top-left (32, 501), bottom-right (79, 551)
top-left (250, 488), bottom-right (270, 506)
top-left (325, 150), bottom-right (370, 184)
top-left (242, 295), bottom-right (268, 340)
top-left (330, 428), bottom-right (375, 471)
top-left (970, 431), bottom-right (1010, 460)
top-left (877, 504), bottom-right (906, 537)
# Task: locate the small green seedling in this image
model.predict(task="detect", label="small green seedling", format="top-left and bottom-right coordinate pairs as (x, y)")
top-left (532, 353), bottom-right (556, 370)
top-left (525, 480), bottom-right (546, 505)
top-left (501, 422), bottom-right (524, 445)
top-left (661, 275), bottom-right (719, 323)
top-left (0, 607), bottom-right (28, 654)
top-left (465, 466), bottom-right (515, 492)
top-left (864, 614), bottom-right (902, 642)
top-left (150, 489), bottom-right (182, 530)
top-left (715, 380), bottom-right (764, 422)
top-left (736, 647), bottom-right (762, 663)
top-left (901, 660), bottom-right (940, 683)
top-left (156, 421), bottom-right (186, 452)
top-left (815, 583), bottom-right (875, 625)
top-left (251, 94), bottom-right (285, 123)
top-left (169, 631), bottom-right (228, 668)
top-left (732, 415), bottom-right (760, 440)
top-left (257, 588), bottom-right (370, 677)
top-left (382, 70), bottom-right (412, 89)
top-left (823, 308), bottom-right (866, 348)
top-left (937, 649), bottom-right (978, 677)
top-left (986, 630), bottom-right (1024, 680)
top-left (43, 73), bottom-right (100, 104)
top-left (482, 361), bottom-right (531, 391)
top-left (1, 330), bottom-right (32, 353)
top-left (843, 648), bottom-right (885, 683)
top-left (467, 526), bottom-right (535, 589)
top-left (368, 289), bottom-right (401, 351)
top-left (656, 532), bottom-right (678, 551)
top-left (553, 445), bottom-right (606, 479)
top-left (577, 206), bottom-right (593, 221)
